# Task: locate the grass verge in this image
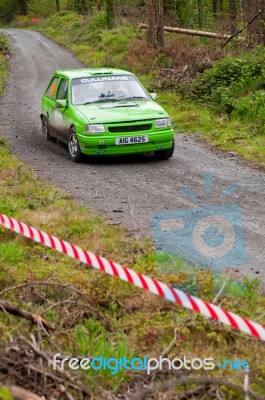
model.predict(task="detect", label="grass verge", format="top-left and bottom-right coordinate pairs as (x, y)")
top-left (0, 34), bottom-right (8, 95)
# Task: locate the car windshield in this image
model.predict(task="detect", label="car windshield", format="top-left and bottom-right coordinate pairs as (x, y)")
top-left (71, 75), bottom-right (149, 105)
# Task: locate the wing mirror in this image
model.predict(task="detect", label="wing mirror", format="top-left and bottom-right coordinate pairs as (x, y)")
top-left (149, 93), bottom-right (157, 101)
top-left (56, 99), bottom-right (68, 109)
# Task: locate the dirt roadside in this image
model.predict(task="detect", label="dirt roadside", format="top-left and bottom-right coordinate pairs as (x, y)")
top-left (0, 29), bottom-right (264, 284)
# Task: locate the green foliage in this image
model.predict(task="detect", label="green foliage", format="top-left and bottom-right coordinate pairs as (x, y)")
top-left (0, 387), bottom-right (12, 400)
top-left (76, 318), bottom-right (134, 387)
top-left (0, 0), bottom-right (18, 23)
top-left (42, 10), bottom-right (81, 28)
top-left (0, 242), bottom-right (25, 264)
top-left (0, 33), bottom-right (8, 51)
top-left (27, 0), bottom-right (57, 17)
top-left (164, 0), bottom-right (216, 30)
top-left (67, 0), bottom-right (95, 14)
top-left (243, 277), bottom-right (261, 315)
top-left (186, 46), bottom-right (265, 135)
top-left (39, 11), bottom-right (135, 69)
top-left (155, 250), bottom-right (247, 301)
top-left (157, 90), bottom-right (265, 167)
top-left (0, 34), bottom-right (8, 96)
top-left (84, 10), bottom-right (108, 36)
top-left (187, 50), bottom-right (265, 104)
top-left (233, 90), bottom-right (265, 125)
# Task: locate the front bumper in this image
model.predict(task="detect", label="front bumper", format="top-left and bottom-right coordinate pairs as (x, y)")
top-left (77, 129), bottom-right (174, 156)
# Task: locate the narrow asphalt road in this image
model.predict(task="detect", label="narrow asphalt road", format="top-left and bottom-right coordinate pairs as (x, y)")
top-left (1, 29), bottom-right (264, 285)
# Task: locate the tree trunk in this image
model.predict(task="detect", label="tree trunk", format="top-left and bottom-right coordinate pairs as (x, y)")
top-left (56, 0), bottom-right (60, 12)
top-left (245, 0), bottom-right (261, 40)
top-left (140, 23), bottom-right (234, 40)
top-left (156, 0), bottom-right (164, 49)
top-left (96, 0), bottom-right (102, 11)
top-left (78, 0), bottom-right (87, 14)
top-left (18, 0), bottom-right (27, 15)
top-left (212, 0), bottom-right (218, 17)
top-left (106, 0), bottom-right (114, 29)
top-left (229, 0), bottom-right (237, 34)
top-left (198, 0), bottom-right (203, 28)
top-left (146, 0), bottom-right (156, 48)
top-left (257, 0), bottom-right (265, 44)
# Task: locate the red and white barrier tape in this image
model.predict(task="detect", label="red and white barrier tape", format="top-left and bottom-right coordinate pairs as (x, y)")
top-left (1, 212), bottom-right (265, 340)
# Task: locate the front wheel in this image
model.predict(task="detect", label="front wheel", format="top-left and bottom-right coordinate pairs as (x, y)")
top-left (68, 129), bottom-right (82, 162)
top-left (154, 139), bottom-right (175, 160)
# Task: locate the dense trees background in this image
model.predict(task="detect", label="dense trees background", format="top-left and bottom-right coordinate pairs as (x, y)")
top-left (1, 0), bottom-right (265, 51)
top-left (1, 0), bottom-right (265, 40)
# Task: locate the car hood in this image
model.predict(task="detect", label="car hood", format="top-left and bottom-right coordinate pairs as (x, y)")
top-left (75, 100), bottom-right (168, 124)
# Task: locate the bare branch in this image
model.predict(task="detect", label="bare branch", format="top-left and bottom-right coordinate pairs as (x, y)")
top-left (129, 375), bottom-right (264, 400)
top-left (0, 300), bottom-right (55, 330)
top-left (221, 10), bottom-right (262, 48)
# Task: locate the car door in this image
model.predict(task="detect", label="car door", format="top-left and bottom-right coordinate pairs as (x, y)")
top-left (43, 76), bottom-right (60, 136)
top-left (53, 77), bottom-right (70, 141)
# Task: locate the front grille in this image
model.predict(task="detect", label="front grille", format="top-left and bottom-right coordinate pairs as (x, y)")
top-left (108, 124), bottom-right (152, 133)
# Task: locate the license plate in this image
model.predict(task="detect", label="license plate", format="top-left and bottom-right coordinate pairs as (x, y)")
top-left (115, 135), bottom-right (149, 145)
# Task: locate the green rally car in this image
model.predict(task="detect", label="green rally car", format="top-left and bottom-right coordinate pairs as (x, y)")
top-left (41, 68), bottom-right (174, 162)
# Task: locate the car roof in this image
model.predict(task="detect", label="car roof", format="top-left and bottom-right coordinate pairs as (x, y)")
top-left (54, 68), bottom-right (134, 80)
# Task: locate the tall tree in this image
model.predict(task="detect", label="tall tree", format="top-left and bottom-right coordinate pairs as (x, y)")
top-left (212, 0), bottom-right (218, 17)
top-left (198, 0), bottom-right (203, 28)
top-left (80, 0), bottom-right (88, 14)
top-left (0, 0), bottom-right (18, 22)
top-left (147, 0), bottom-right (156, 48)
top-left (244, 0), bottom-right (260, 39)
top-left (106, 0), bottom-right (114, 28)
top-left (71, 0), bottom-right (90, 14)
top-left (146, 0), bottom-right (165, 49)
top-left (229, 0), bottom-right (237, 34)
top-left (55, 0), bottom-right (60, 12)
top-left (256, 0), bottom-right (265, 44)
top-left (156, 0), bottom-right (164, 49)
top-left (17, 0), bottom-right (27, 15)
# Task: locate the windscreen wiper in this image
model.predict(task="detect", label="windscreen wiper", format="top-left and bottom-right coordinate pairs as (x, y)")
top-left (83, 98), bottom-right (119, 105)
top-left (120, 96), bottom-right (147, 101)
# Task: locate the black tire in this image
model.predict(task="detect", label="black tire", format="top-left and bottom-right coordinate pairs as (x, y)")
top-left (154, 139), bottom-right (175, 160)
top-left (42, 116), bottom-right (54, 142)
top-left (68, 128), bottom-right (82, 162)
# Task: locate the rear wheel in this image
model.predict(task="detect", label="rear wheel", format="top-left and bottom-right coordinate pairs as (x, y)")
top-left (42, 116), bottom-right (54, 142)
top-left (68, 128), bottom-right (82, 162)
top-left (154, 139), bottom-right (175, 160)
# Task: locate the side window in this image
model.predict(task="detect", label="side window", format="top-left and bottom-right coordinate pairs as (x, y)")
top-left (56, 78), bottom-right (68, 100)
top-left (46, 77), bottom-right (59, 100)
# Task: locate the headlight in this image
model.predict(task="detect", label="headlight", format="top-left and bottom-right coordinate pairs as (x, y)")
top-left (155, 118), bottom-right (171, 128)
top-left (85, 124), bottom-right (105, 133)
